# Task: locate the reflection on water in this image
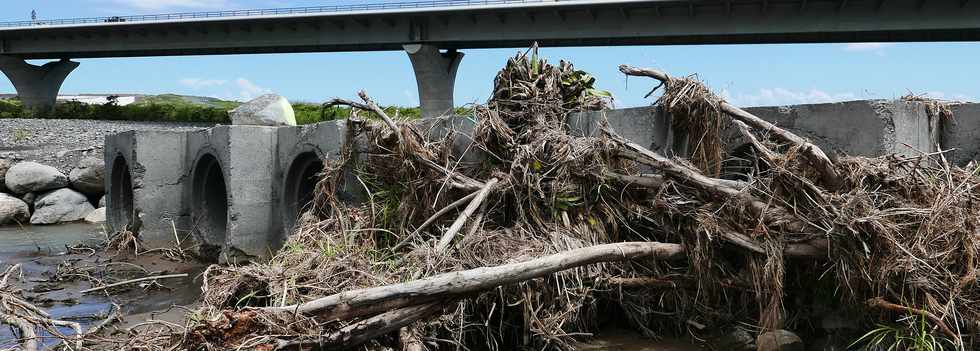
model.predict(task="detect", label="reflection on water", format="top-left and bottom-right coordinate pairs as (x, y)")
top-left (0, 222), bottom-right (105, 254)
top-left (0, 224), bottom-right (703, 350)
top-left (0, 223), bottom-right (201, 349)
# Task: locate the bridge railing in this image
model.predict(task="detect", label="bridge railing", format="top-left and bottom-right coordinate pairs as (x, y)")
top-left (0, 0), bottom-right (547, 28)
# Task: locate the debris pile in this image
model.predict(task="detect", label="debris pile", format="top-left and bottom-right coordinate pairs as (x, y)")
top-left (4, 46), bottom-right (978, 350)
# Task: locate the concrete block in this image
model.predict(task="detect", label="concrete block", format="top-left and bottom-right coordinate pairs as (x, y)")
top-left (943, 103), bottom-right (980, 166)
top-left (415, 114), bottom-right (483, 168)
top-left (744, 100), bottom-right (938, 159)
top-left (186, 125), bottom-right (279, 262)
top-left (104, 130), bottom-right (192, 248)
top-left (276, 120), bottom-right (348, 239)
top-left (566, 106), bottom-right (679, 156)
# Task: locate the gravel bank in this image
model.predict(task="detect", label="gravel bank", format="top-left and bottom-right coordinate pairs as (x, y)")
top-left (0, 118), bottom-right (213, 173)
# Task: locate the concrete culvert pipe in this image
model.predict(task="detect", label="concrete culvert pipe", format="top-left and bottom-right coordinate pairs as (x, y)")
top-left (283, 152), bottom-right (323, 235)
top-left (191, 153), bottom-right (228, 258)
top-left (108, 155), bottom-right (135, 232)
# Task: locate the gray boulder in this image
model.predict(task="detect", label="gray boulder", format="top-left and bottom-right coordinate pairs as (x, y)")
top-left (98, 195), bottom-right (106, 208)
top-left (21, 192), bottom-right (36, 211)
top-left (0, 193), bottom-right (30, 225)
top-left (84, 207), bottom-right (106, 224)
top-left (757, 330), bottom-right (804, 351)
top-left (4, 162), bottom-right (68, 194)
top-left (68, 157), bottom-right (106, 196)
top-left (31, 188), bottom-right (95, 225)
top-left (230, 94), bottom-right (296, 126)
top-left (0, 159), bottom-right (11, 193)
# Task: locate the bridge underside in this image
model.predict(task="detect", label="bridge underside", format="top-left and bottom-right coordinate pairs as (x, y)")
top-left (0, 0), bottom-right (976, 112)
top-left (0, 0), bottom-right (977, 59)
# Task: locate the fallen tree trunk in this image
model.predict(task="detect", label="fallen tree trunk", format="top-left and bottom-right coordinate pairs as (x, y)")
top-left (261, 238), bottom-right (830, 323)
top-left (275, 303), bottom-right (446, 350)
top-left (262, 242), bottom-right (686, 318)
top-left (606, 129), bottom-right (808, 233)
top-left (618, 65), bottom-right (842, 190)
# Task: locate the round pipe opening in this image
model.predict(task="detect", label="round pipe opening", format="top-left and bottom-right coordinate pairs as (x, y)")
top-left (192, 153), bottom-right (228, 257)
top-left (109, 155), bottom-right (135, 232)
top-left (283, 152), bottom-right (323, 234)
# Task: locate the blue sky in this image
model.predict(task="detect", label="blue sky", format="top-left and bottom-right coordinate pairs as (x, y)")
top-left (1, 0), bottom-right (978, 107)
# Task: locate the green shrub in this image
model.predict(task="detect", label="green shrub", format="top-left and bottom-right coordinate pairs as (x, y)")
top-left (292, 102), bottom-right (425, 125)
top-left (0, 96), bottom-right (437, 125)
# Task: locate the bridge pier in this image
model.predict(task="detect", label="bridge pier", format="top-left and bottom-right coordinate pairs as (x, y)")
top-left (0, 56), bottom-right (78, 112)
top-left (405, 44), bottom-right (463, 118)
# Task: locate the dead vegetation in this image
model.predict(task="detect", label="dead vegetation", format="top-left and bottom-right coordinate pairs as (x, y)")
top-left (2, 46), bottom-right (978, 350)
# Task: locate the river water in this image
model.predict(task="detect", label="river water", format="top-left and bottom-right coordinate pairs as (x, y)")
top-left (0, 223), bottom-right (702, 350)
top-left (0, 223), bottom-right (201, 349)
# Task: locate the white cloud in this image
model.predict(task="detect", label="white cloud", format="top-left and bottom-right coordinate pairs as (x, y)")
top-left (233, 78), bottom-right (272, 101)
top-left (178, 78), bottom-right (227, 89)
top-left (843, 43), bottom-right (896, 52)
top-left (109, 0), bottom-right (232, 11)
top-left (721, 88), bottom-right (858, 107)
top-left (176, 77), bottom-right (272, 101)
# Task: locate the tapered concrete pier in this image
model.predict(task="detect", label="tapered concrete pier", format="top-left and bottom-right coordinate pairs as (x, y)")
top-left (0, 56), bottom-right (78, 112)
top-left (405, 44), bottom-right (463, 118)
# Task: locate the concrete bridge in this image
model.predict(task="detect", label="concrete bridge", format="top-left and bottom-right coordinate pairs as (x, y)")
top-left (2, 0), bottom-right (979, 114)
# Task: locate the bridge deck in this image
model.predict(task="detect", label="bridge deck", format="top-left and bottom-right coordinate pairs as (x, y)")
top-left (0, 0), bottom-right (977, 59)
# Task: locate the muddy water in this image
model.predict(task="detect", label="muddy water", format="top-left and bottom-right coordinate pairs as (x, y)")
top-left (0, 224), bottom-right (703, 350)
top-left (0, 223), bottom-right (202, 348)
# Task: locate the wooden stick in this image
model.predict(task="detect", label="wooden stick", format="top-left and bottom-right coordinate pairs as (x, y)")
top-left (262, 242), bottom-right (686, 318)
top-left (392, 190), bottom-right (480, 251)
top-left (618, 65), bottom-right (842, 190)
top-left (607, 130), bottom-right (806, 232)
top-left (602, 171), bottom-right (767, 254)
top-left (81, 273), bottom-right (188, 294)
top-left (718, 231), bottom-right (767, 254)
top-left (275, 303), bottom-right (445, 350)
top-left (0, 312), bottom-right (38, 351)
top-left (866, 297), bottom-right (959, 341)
top-left (606, 276), bottom-right (746, 290)
top-left (324, 91), bottom-right (402, 145)
top-left (84, 303), bottom-right (121, 336)
top-left (607, 171), bottom-right (748, 194)
top-left (436, 178), bottom-right (499, 253)
top-left (732, 119), bottom-right (779, 164)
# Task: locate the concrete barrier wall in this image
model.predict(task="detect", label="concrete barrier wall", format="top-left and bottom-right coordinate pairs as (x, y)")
top-left (567, 106), bottom-right (681, 157)
top-left (944, 103), bottom-right (980, 166)
top-left (743, 100), bottom-right (939, 159)
top-left (103, 99), bottom-right (976, 262)
top-left (104, 130), bottom-right (191, 248)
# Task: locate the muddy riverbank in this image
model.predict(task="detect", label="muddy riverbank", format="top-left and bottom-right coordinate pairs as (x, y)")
top-left (0, 223), bottom-right (202, 349)
top-left (0, 223), bottom-right (705, 350)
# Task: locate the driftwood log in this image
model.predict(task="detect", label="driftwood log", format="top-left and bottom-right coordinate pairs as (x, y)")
top-left (262, 238), bottom-right (828, 321)
top-left (275, 303), bottom-right (446, 350)
top-left (262, 242), bottom-right (687, 319)
top-left (606, 129), bottom-right (809, 233)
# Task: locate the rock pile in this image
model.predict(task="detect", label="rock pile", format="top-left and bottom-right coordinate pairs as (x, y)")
top-left (0, 157), bottom-right (106, 225)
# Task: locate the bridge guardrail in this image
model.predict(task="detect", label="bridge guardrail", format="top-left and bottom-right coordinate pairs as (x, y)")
top-left (0, 0), bottom-right (547, 28)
